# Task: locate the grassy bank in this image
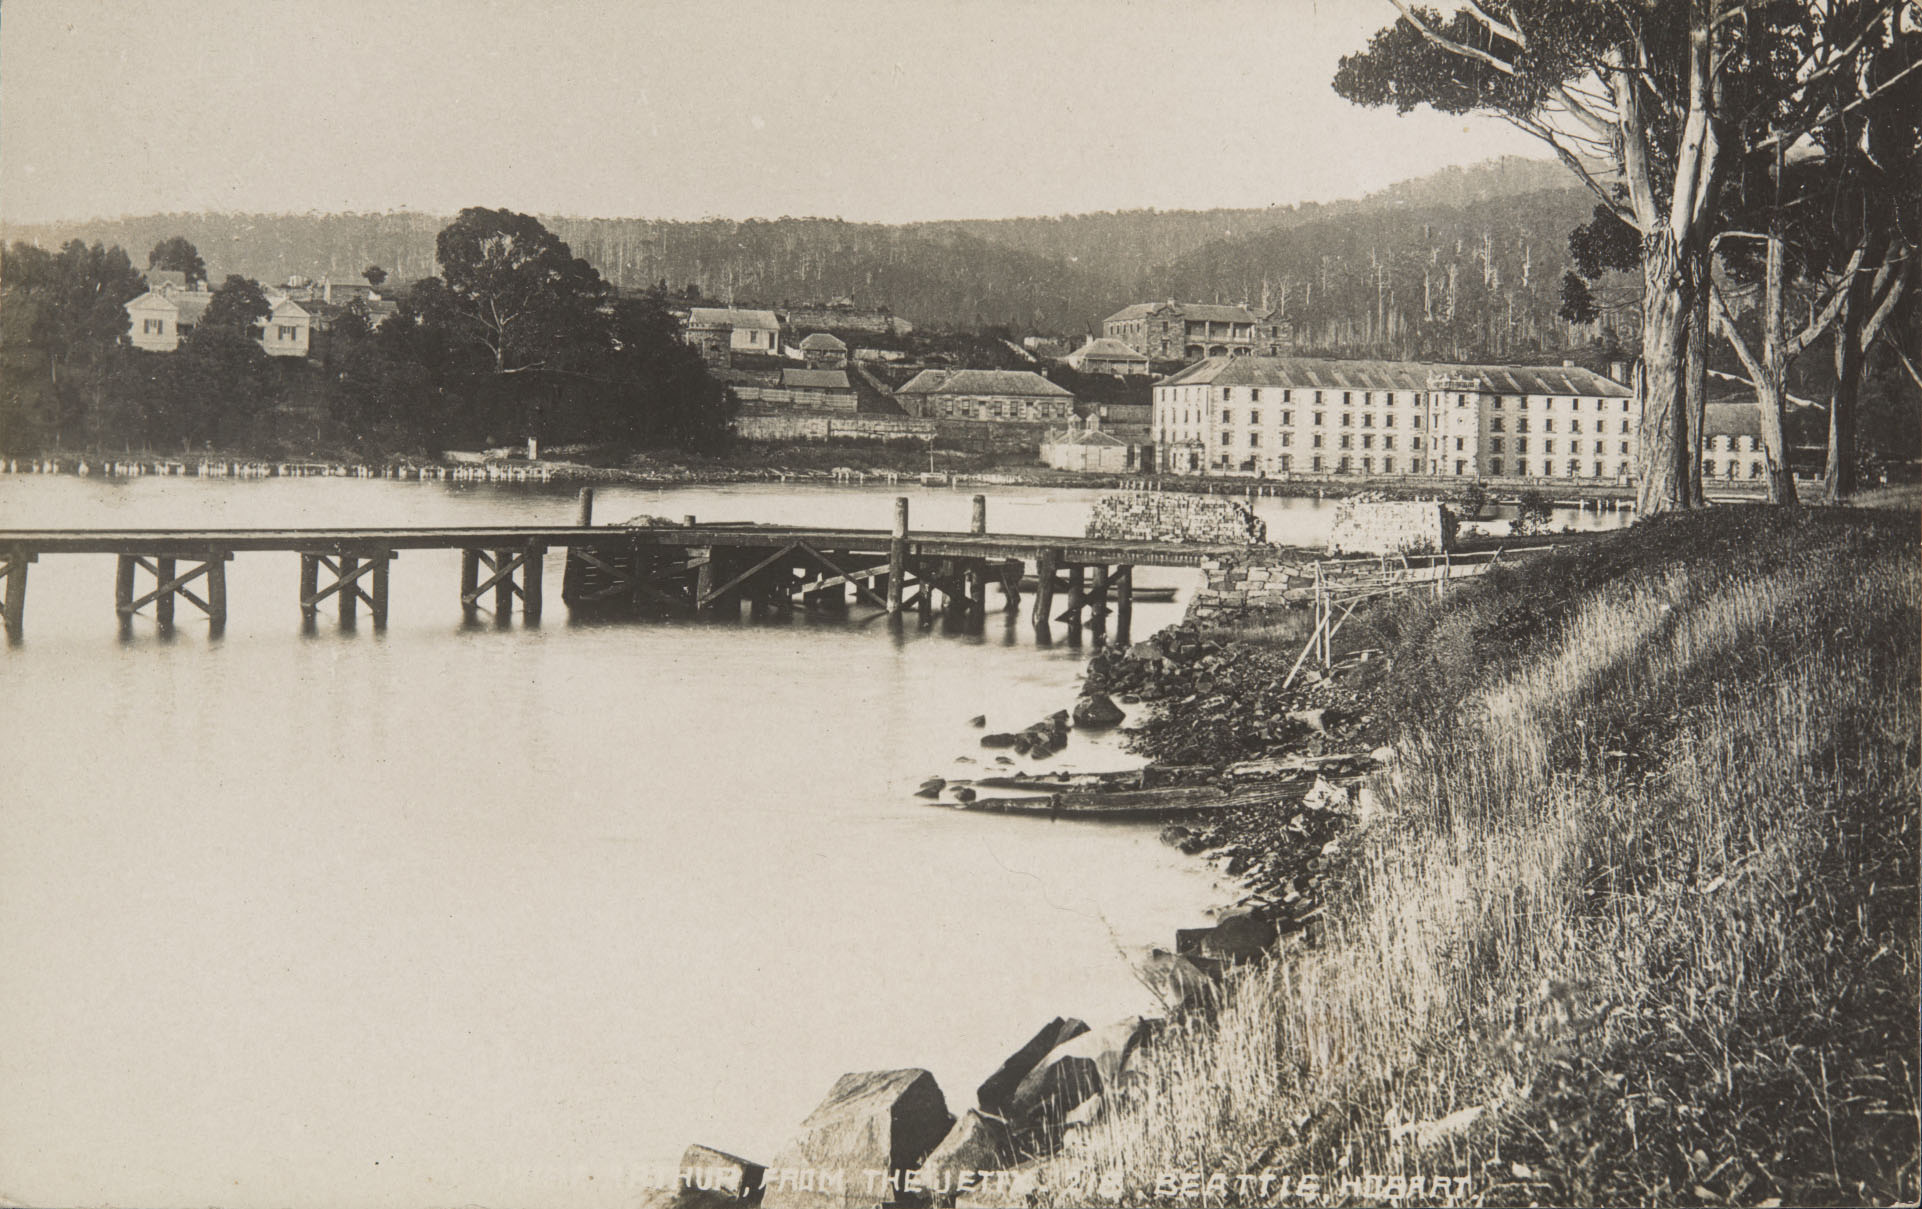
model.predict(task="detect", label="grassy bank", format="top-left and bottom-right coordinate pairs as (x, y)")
top-left (1041, 507), bottom-right (1918, 1206)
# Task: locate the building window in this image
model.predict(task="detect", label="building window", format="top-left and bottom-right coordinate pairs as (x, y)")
top-left (1545, 439), bottom-right (1556, 454)
top-left (1361, 413), bottom-right (1373, 428)
top-left (1313, 412), bottom-right (1324, 426)
top-left (1312, 434), bottom-right (1324, 448)
top-left (1281, 411), bottom-right (1293, 426)
top-left (278, 324), bottom-right (299, 341)
top-left (1490, 458), bottom-right (1504, 476)
top-left (1620, 441), bottom-right (1630, 455)
top-left (1412, 415), bottom-right (1422, 430)
top-left (1339, 456), bottom-right (1353, 473)
top-left (1490, 438), bottom-right (1504, 454)
top-left (143, 318), bottom-right (164, 335)
top-left (1280, 454), bottom-right (1292, 472)
top-left (1384, 435), bottom-right (1395, 450)
top-left (1595, 462), bottom-right (1605, 477)
top-left (1340, 434), bottom-right (1352, 449)
top-left (1456, 459), bottom-right (1466, 475)
top-left (1571, 419), bottom-right (1582, 434)
top-left (1454, 436), bottom-right (1464, 451)
top-left (1343, 392), bottom-right (1352, 405)
top-left (1412, 436), bottom-right (1423, 450)
top-left (1546, 418), bottom-right (1556, 432)
top-left (1492, 396), bottom-right (1504, 409)
top-left (1221, 432), bottom-right (1232, 446)
top-left (1517, 438), bottom-right (1529, 454)
top-left (1280, 432), bottom-right (1291, 447)
top-left (1519, 397), bottom-right (1529, 409)
top-left (1620, 462), bottom-right (1632, 477)
top-left (1384, 412), bottom-right (1395, 427)
top-left (1621, 418), bottom-right (1631, 434)
top-left (1283, 389), bottom-right (1292, 403)
top-left (1569, 460), bottom-right (1581, 477)
top-left (1490, 416), bottom-right (1504, 433)
top-left (1249, 410), bottom-right (1260, 425)
top-left (1518, 418), bottom-right (1530, 433)
top-left (1312, 455), bottom-right (1324, 472)
top-left (1223, 410), bottom-right (1232, 424)
top-left (1383, 456), bottom-right (1395, 473)
top-left (1314, 391), bottom-right (1323, 405)
top-left (1249, 432), bottom-right (1261, 447)
top-left (1341, 413), bottom-right (1352, 427)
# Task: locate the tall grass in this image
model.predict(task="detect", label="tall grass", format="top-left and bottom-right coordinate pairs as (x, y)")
top-left (1034, 509), bottom-right (1919, 1207)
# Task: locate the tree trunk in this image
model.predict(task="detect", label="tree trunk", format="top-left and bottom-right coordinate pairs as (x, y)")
top-left (1685, 245), bottom-right (1710, 508)
top-left (1637, 232), bottom-right (1696, 515)
top-left (1757, 225), bottom-right (1797, 504)
top-left (1824, 267), bottom-right (1872, 502)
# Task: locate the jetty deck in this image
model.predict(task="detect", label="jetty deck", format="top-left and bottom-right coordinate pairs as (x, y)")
top-left (0, 493), bottom-right (1254, 644)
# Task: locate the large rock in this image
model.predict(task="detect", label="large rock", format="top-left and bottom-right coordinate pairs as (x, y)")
top-left (918, 1110), bottom-right (1012, 1205)
top-left (1006, 1016), bottom-right (1158, 1142)
top-left (1197, 911), bottom-right (1277, 965)
top-left (1132, 948), bottom-right (1220, 1013)
top-left (976, 1017), bottom-right (1089, 1117)
top-left (762, 1069), bottom-right (953, 1209)
top-left (1071, 694), bottom-right (1125, 728)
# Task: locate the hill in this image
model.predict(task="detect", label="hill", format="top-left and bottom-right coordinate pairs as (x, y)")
top-left (0, 158), bottom-right (1617, 354)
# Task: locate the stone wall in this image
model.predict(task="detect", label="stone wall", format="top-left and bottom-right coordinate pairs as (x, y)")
top-left (1325, 498), bottom-right (1452, 555)
top-left (1085, 491), bottom-right (1267, 543)
top-left (732, 409), bottom-right (1055, 454)
top-left (1185, 551), bottom-right (1322, 625)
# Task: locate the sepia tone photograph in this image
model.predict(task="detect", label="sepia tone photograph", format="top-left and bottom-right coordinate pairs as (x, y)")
top-left (1, 2), bottom-right (1917, 1207)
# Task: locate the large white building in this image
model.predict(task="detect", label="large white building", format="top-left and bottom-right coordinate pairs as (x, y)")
top-left (1153, 356), bottom-right (1637, 482)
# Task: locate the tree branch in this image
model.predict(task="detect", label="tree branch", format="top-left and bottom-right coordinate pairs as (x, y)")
top-left (1389, 0), bottom-right (1520, 74)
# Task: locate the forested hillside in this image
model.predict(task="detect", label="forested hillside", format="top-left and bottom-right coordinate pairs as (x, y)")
top-left (2, 158), bottom-right (1625, 358)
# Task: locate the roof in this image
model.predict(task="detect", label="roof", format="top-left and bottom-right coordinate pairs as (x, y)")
top-left (799, 332), bottom-right (847, 351)
top-left (145, 269), bottom-right (187, 290)
top-left (1071, 337), bottom-right (1149, 361)
top-left (1105, 300), bottom-right (1264, 325)
top-left (781, 368), bottom-right (852, 390)
top-left (895, 369), bottom-right (950, 395)
top-left (1053, 428), bottom-right (1127, 446)
top-left (924, 369), bottom-right (1074, 398)
top-left (129, 288), bottom-right (212, 321)
top-left (267, 297), bottom-right (310, 318)
top-left (689, 306), bottom-right (780, 331)
top-left (1159, 356), bottom-right (1632, 397)
top-left (1704, 401), bottom-right (1763, 438)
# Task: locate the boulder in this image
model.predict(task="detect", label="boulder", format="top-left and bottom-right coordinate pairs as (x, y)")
top-left (1198, 912), bottom-right (1277, 965)
top-left (762, 1070), bottom-right (953, 1209)
top-left (1302, 777), bottom-right (1353, 815)
top-left (919, 1110), bottom-right (1012, 1203)
top-left (1071, 694), bottom-right (1126, 728)
top-left (952, 786), bottom-right (977, 804)
top-left (1288, 708), bottom-right (1330, 734)
top-left (1159, 824), bottom-right (1194, 850)
top-left (914, 778), bottom-right (946, 799)
top-left (1132, 948), bottom-right (1220, 1013)
top-left (968, 715), bottom-right (987, 728)
top-left (976, 1017), bottom-right (1089, 1117)
top-left (980, 733), bottom-right (1020, 749)
top-left (1006, 1016), bottom-right (1158, 1140)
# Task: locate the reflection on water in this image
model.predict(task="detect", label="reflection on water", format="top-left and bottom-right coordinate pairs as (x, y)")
top-left (0, 476), bottom-right (1626, 1209)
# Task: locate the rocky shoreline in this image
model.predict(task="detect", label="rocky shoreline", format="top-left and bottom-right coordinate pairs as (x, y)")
top-left (646, 619), bottom-right (1391, 1209)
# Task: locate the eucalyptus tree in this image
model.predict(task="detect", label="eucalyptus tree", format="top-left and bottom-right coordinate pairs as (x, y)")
top-left (1335, 0), bottom-right (1912, 514)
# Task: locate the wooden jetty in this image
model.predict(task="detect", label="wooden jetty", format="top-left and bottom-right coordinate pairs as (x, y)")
top-left (0, 491), bottom-right (1244, 645)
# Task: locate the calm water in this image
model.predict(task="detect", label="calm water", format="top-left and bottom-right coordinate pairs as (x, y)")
top-left (0, 476), bottom-right (1624, 1209)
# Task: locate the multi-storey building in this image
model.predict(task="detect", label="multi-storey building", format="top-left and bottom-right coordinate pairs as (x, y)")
top-left (1102, 301), bottom-right (1289, 362)
top-left (1153, 356), bottom-right (1637, 482)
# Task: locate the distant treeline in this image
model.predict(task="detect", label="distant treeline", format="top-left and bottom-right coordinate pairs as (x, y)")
top-left (3, 158), bottom-right (1627, 354)
top-left (0, 210), bottom-right (735, 459)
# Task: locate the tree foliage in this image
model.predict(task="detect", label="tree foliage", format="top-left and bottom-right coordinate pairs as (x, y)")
top-left (147, 235), bottom-right (206, 285)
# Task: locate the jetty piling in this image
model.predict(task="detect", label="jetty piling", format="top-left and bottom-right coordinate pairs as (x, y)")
top-left (0, 510), bottom-right (1252, 639)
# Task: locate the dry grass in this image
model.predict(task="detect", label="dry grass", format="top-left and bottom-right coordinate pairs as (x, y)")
top-left (1032, 508), bottom-right (1919, 1207)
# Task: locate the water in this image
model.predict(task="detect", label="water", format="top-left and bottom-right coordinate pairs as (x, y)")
top-left (0, 477), bottom-right (1625, 1208)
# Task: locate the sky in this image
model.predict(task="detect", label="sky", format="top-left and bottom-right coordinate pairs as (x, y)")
top-left (0, 0), bottom-right (1545, 225)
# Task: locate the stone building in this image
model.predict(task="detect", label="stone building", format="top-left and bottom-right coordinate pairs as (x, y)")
top-left (894, 369), bottom-right (1077, 421)
top-left (1102, 301), bottom-right (1289, 362)
top-left (1153, 356), bottom-right (1636, 482)
top-left (1064, 336), bottom-right (1150, 376)
top-left (687, 307), bottom-right (782, 355)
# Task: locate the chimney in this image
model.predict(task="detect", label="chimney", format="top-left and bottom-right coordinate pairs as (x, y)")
top-left (323, 277), bottom-right (333, 304)
top-left (1610, 359), bottom-right (1628, 384)
top-left (1562, 357), bottom-right (1576, 367)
